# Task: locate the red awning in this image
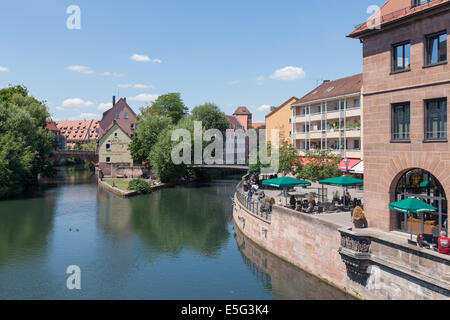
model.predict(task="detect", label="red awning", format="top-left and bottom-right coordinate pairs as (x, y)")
top-left (338, 158), bottom-right (362, 171)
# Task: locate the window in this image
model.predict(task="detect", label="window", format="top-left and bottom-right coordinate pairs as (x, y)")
top-left (106, 143), bottom-right (111, 150)
top-left (392, 42), bottom-right (410, 72)
top-left (131, 123), bottom-right (134, 129)
top-left (426, 31), bottom-right (447, 65)
top-left (354, 140), bottom-right (360, 150)
top-left (114, 132), bottom-right (118, 138)
top-left (392, 102), bottom-right (410, 141)
top-left (106, 157), bottom-right (111, 163)
top-left (116, 112), bottom-right (120, 119)
top-left (325, 87), bottom-right (335, 93)
top-left (425, 98), bottom-right (447, 141)
top-left (354, 99), bottom-right (361, 108)
top-left (124, 112), bottom-right (129, 119)
top-left (411, 0), bottom-right (436, 8)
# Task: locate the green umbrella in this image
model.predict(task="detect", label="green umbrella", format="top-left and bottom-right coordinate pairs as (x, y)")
top-left (263, 177), bottom-right (311, 206)
top-left (319, 176), bottom-right (364, 205)
top-left (262, 177), bottom-right (311, 188)
top-left (319, 176), bottom-right (364, 187)
top-left (389, 198), bottom-right (437, 240)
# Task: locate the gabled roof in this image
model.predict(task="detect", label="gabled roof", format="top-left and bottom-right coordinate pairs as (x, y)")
top-left (45, 122), bottom-right (59, 131)
top-left (55, 120), bottom-right (100, 142)
top-left (252, 122), bottom-right (265, 129)
top-left (265, 97), bottom-right (298, 119)
top-left (233, 106), bottom-right (252, 115)
top-left (292, 74), bottom-right (362, 106)
top-left (102, 97), bottom-right (136, 118)
top-left (99, 120), bottom-right (131, 144)
top-left (348, 0), bottom-right (450, 38)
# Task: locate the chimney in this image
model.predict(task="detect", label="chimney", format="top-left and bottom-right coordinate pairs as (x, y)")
top-left (124, 97), bottom-right (126, 103)
top-left (112, 96), bottom-right (116, 107)
top-left (323, 80), bottom-right (330, 83)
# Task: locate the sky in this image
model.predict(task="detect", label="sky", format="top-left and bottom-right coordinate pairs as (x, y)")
top-left (0, 0), bottom-right (386, 122)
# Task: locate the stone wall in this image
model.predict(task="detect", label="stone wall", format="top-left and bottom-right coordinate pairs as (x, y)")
top-left (234, 192), bottom-right (450, 299)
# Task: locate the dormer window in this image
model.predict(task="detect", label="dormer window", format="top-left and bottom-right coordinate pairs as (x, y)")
top-left (411, 0), bottom-right (435, 8)
top-left (116, 112), bottom-right (120, 119)
top-left (325, 87), bottom-right (335, 93)
top-left (124, 112), bottom-right (129, 119)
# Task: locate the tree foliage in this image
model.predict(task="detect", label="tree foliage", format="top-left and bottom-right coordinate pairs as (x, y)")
top-left (129, 115), bottom-right (172, 163)
top-left (142, 93), bottom-right (188, 124)
top-left (149, 117), bottom-right (194, 183)
top-left (0, 85), bottom-right (55, 199)
top-left (295, 149), bottom-right (341, 182)
top-left (278, 141), bottom-right (299, 176)
top-left (191, 103), bottom-right (229, 133)
top-left (128, 178), bottom-right (152, 194)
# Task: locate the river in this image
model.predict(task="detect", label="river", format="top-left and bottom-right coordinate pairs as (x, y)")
top-left (0, 168), bottom-right (353, 300)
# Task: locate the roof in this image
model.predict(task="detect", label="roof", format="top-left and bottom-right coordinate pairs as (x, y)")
top-left (265, 97), bottom-right (298, 119)
top-left (293, 74), bottom-right (362, 106)
top-left (99, 121), bottom-right (131, 144)
top-left (233, 106), bottom-right (252, 115)
top-left (252, 122), bottom-right (265, 129)
top-left (45, 122), bottom-right (59, 131)
top-left (55, 120), bottom-right (100, 142)
top-left (348, 0), bottom-right (450, 38)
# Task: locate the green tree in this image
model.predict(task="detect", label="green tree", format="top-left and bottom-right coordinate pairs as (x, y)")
top-left (129, 115), bottom-right (172, 163)
top-left (296, 150), bottom-right (341, 182)
top-left (0, 85), bottom-right (55, 199)
top-left (191, 103), bottom-right (229, 133)
top-left (278, 141), bottom-right (299, 176)
top-left (149, 117), bottom-right (194, 183)
top-left (143, 93), bottom-right (188, 124)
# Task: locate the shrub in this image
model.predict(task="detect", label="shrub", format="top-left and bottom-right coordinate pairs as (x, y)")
top-left (128, 179), bottom-right (152, 194)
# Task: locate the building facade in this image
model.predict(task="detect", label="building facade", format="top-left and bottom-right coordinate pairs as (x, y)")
top-left (266, 97), bottom-right (298, 145)
top-left (291, 74), bottom-right (363, 173)
top-left (98, 122), bottom-right (133, 176)
top-left (349, 0), bottom-right (449, 235)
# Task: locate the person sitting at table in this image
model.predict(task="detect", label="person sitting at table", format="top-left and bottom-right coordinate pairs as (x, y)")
top-left (277, 199), bottom-right (283, 206)
top-left (352, 206), bottom-right (368, 229)
top-left (302, 202), bottom-right (314, 214)
top-left (417, 234), bottom-right (432, 250)
top-left (258, 191), bottom-right (265, 201)
top-left (438, 231), bottom-right (450, 255)
top-left (296, 203), bottom-right (303, 212)
top-left (345, 192), bottom-right (351, 205)
top-left (290, 195), bottom-right (296, 209)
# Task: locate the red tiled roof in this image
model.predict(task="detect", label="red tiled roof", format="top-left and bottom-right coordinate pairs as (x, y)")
top-left (45, 122), bottom-right (59, 131)
top-left (251, 122), bottom-right (265, 129)
top-left (293, 74), bottom-right (362, 106)
top-left (348, 0), bottom-right (450, 38)
top-left (55, 120), bottom-right (100, 142)
top-left (233, 106), bottom-right (252, 115)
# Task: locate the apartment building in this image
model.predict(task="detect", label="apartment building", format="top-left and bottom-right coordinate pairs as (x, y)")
top-left (266, 97), bottom-right (298, 145)
top-left (349, 0), bottom-right (449, 234)
top-left (291, 74), bottom-right (363, 173)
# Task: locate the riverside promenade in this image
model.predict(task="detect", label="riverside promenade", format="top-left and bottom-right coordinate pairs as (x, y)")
top-left (233, 176), bottom-right (450, 300)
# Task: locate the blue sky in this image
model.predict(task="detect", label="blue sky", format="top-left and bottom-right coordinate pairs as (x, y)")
top-left (0, 0), bottom-right (385, 122)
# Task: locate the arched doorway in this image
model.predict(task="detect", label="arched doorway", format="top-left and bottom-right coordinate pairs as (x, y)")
top-left (394, 168), bottom-right (448, 241)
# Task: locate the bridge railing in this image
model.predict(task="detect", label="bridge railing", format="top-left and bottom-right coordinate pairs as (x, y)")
top-left (235, 181), bottom-right (272, 222)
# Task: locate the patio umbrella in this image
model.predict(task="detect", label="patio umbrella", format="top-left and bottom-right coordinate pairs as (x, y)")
top-left (389, 198), bottom-right (437, 240)
top-left (263, 177), bottom-right (311, 205)
top-left (319, 176), bottom-right (364, 204)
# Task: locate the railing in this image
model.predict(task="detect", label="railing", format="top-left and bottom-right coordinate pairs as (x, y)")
top-left (235, 181), bottom-right (272, 222)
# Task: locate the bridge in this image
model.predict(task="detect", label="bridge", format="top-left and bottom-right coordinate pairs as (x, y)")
top-left (189, 164), bottom-right (249, 170)
top-left (51, 150), bottom-right (99, 164)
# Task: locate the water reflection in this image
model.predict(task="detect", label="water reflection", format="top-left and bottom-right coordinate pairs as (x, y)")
top-left (234, 225), bottom-right (355, 300)
top-left (0, 196), bottom-right (55, 266)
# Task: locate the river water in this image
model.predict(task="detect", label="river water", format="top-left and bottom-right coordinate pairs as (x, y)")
top-left (0, 168), bottom-right (352, 300)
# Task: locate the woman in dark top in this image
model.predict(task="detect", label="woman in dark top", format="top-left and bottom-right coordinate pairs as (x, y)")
top-left (352, 206), bottom-right (368, 229)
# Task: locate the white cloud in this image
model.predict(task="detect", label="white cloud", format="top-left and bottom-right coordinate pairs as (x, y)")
top-left (257, 104), bottom-right (272, 112)
top-left (71, 113), bottom-right (100, 120)
top-left (134, 84), bottom-right (154, 89)
top-left (102, 72), bottom-right (126, 77)
top-left (0, 66), bottom-right (9, 72)
top-left (129, 93), bottom-right (160, 102)
top-left (61, 98), bottom-right (94, 108)
top-left (55, 106), bottom-right (64, 111)
top-left (130, 54), bottom-right (161, 63)
top-left (270, 66), bottom-right (306, 81)
top-left (66, 65), bottom-right (94, 74)
top-left (118, 84), bottom-right (132, 88)
top-left (97, 102), bottom-right (112, 111)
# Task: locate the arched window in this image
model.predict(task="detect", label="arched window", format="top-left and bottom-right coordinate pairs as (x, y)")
top-left (394, 168), bottom-right (448, 241)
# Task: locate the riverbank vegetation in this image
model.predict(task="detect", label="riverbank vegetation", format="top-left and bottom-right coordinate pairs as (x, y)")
top-left (0, 85), bottom-right (56, 199)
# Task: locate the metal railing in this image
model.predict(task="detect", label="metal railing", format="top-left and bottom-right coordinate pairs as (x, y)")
top-left (235, 182), bottom-right (272, 222)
